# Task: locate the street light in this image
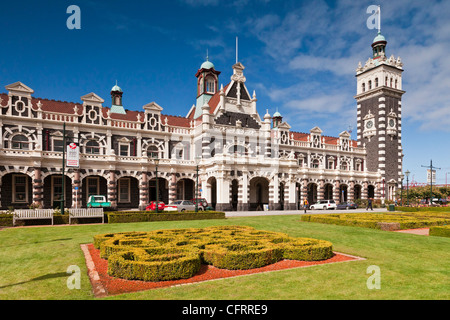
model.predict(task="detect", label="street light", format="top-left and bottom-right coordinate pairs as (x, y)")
top-left (405, 170), bottom-right (410, 206)
top-left (399, 173), bottom-right (404, 206)
top-left (153, 158), bottom-right (160, 213)
top-left (194, 156), bottom-right (201, 213)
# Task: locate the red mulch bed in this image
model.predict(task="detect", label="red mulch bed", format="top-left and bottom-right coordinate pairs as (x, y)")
top-left (86, 244), bottom-right (362, 297)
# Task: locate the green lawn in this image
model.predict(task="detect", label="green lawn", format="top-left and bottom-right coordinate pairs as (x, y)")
top-left (0, 215), bottom-right (449, 300)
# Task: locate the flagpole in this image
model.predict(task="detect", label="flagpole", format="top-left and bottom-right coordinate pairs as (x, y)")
top-left (378, 5), bottom-right (381, 33)
top-left (236, 36), bottom-right (238, 63)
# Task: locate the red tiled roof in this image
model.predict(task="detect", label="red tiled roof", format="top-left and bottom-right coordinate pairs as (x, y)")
top-left (21, 94), bottom-right (192, 128)
top-left (291, 131), bottom-right (309, 141)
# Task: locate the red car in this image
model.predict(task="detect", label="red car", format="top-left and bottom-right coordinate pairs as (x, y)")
top-left (146, 201), bottom-right (165, 211)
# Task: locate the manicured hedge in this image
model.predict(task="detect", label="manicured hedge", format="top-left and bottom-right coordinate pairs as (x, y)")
top-left (301, 213), bottom-right (450, 231)
top-left (429, 225), bottom-right (450, 238)
top-left (0, 214), bottom-right (13, 227)
top-left (106, 211), bottom-right (225, 224)
top-left (93, 226), bottom-right (333, 281)
top-left (396, 206), bottom-right (450, 212)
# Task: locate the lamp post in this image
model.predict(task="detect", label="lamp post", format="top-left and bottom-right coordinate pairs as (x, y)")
top-left (195, 156), bottom-right (201, 213)
top-left (405, 170), bottom-right (410, 206)
top-left (399, 173), bottom-right (404, 206)
top-left (153, 158), bottom-right (160, 213)
top-left (60, 122), bottom-right (68, 212)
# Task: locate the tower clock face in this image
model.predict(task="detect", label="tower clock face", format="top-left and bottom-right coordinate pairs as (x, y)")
top-left (366, 120), bottom-right (374, 129)
top-left (389, 119), bottom-right (395, 127)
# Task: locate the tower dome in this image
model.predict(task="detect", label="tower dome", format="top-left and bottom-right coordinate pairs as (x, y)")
top-left (371, 32), bottom-right (387, 59)
top-left (372, 32), bottom-right (386, 44)
top-left (200, 60), bottom-right (215, 70)
top-left (111, 83), bottom-right (123, 93)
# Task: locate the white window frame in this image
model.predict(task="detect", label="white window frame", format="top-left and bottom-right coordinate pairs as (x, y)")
top-left (85, 140), bottom-right (101, 155)
top-left (11, 134), bottom-right (30, 150)
top-left (118, 178), bottom-right (131, 203)
top-left (52, 136), bottom-right (64, 152)
top-left (12, 174), bottom-right (29, 203)
top-left (206, 78), bottom-right (215, 93)
top-left (147, 145), bottom-right (160, 159)
top-left (119, 142), bottom-right (130, 157)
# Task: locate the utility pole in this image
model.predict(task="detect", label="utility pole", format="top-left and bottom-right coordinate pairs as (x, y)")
top-left (421, 160), bottom-right (441, 205)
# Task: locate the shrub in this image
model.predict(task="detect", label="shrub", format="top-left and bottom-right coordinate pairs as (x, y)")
top-left (429, 225), bottom-right (450, 238)
top-left (106, 211), bottom-right (225, 224)
top-left (94, 226), bottom-right (334, 281)
top-left (301, 213), bottom-right (450, 230)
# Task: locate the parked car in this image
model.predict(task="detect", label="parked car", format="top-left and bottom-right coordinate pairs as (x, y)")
top-left (165, 200), bottom-right (197, 212)
top-left (310, 199), bottom-right (337, 210)
top-left (145, 201), bottom-right (165, 211)
top-left (336, 201), bottom-right (358, 210)
top-left (87, 195), bottom-right (111, 208)
top-left (191, 198), bottom-right (213, 211)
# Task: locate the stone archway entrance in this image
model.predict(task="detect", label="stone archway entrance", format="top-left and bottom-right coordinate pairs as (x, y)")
top-left (249, 177), bottom-right (269, 211)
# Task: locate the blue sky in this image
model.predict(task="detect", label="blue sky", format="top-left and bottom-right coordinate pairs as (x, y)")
top-left (1, 0), bottom-right (449, 184)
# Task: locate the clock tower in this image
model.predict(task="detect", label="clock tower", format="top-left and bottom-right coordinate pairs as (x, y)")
top-left (355, 32), bottom-right (405, 201)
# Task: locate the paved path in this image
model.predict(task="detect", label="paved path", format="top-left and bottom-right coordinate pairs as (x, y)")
top-left (224, 208), bottom-right (387, 218)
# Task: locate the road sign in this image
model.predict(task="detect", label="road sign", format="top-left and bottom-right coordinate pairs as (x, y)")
top-left (67, 143), bottom-right (80, 167)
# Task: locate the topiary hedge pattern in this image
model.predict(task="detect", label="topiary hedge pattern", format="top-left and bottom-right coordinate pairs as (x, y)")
top-left (93, 226), bottom-right (333, 282)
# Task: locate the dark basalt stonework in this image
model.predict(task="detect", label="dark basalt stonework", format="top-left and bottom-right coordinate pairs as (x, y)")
top-left (215, 111), bottom-right (260, 129)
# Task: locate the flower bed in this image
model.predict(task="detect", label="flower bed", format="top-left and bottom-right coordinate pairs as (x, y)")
top-left (93, 226), bottom-right (334, 282)
top-left (301, 213), bottom-right (450, 231)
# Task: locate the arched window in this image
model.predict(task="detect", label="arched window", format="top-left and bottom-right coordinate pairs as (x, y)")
top-left (147, 145), bottom-right (160, 159)
top-left (375, 78), bottom-right (379, 87)
top-left (311, 159), bottom-right (320, 169)
top-left (341, 162), bottom-right (349, 171)
top-left (368, 80), bottom-right (372, 90)
top-left (395, 79), bottom-right (398, 89)
top-left (11, 135), bottom-right (30, 150)
top-left (85, 140), bottom-right (100, 154)
top-left (362, 83), bottom-right (366, 93)
top-left (390, 78), bottom-right (393, 87)
top-left (206, 78), bottom-right (215, 93)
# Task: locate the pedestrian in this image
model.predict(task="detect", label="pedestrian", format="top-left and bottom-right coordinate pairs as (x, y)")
top-left (366, 198), bottom-right (373, 211)
top-left (303, 199), bottom-right (309, 213)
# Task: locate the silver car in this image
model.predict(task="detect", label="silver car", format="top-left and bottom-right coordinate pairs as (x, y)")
top-left (166, 200), bottom-right (198, 212)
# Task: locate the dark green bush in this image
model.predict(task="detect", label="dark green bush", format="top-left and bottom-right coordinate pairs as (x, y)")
top-left (106, 211), bottom-right (225, 224)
